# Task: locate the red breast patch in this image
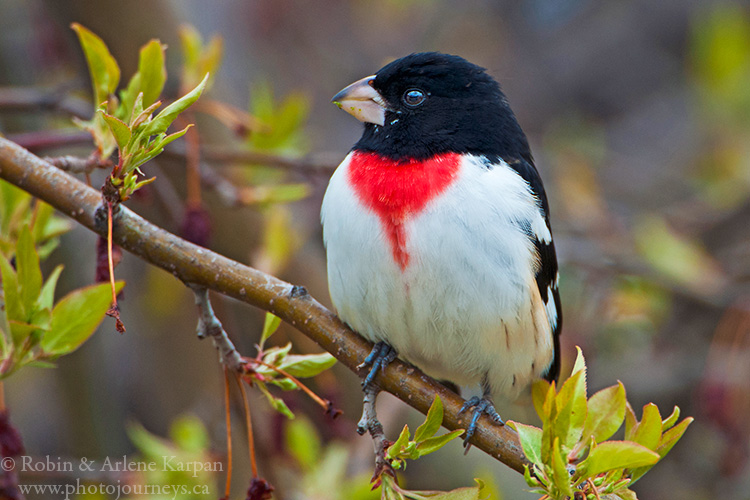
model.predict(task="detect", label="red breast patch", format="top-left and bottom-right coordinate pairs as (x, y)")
top-left (347, 151), bottom-right (461, 271)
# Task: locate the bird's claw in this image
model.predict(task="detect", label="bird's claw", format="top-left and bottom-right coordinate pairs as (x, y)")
top-left (359, 342), bottom-right (397, 390)
top-left (459, 396), bottom-right (504, 450)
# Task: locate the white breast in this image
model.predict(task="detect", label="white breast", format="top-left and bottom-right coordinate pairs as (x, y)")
top-left (321, 153), bottom-right (554, 398)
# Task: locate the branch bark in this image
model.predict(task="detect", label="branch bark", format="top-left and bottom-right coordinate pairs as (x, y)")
top-left (0, 137), bottom-right (530, 474)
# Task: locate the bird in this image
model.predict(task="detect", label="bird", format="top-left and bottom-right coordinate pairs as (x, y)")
top-left (320, 52), bottom-right (561, 442)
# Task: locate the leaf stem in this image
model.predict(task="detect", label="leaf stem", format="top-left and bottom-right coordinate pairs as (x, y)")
top-left (105, 200), bottom-right (125, 333)
top-left (249, 358), bottom-right (332, 413)
top-left (223, 366), bottom-right (233, 500)
top-left (235, 375), bottom-right (258, 478)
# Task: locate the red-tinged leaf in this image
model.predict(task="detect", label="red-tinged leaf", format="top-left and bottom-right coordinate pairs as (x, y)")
top-left (656, 416), bottom-right (693, 458)
top-left (582, 382), bottom-right (626, 444)
top-left (661, 406), bottom-right (681, 431)
top-left (632, 404), bottom-right (661, 451)
top-left (571, 345), bottom-right (586, 375)
top-left (624, 402), bottom-right (637, 441)
top-left (579, 441), bottom-right (659, 477)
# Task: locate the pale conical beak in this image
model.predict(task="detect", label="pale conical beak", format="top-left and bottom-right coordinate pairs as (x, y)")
top-left (332, 75), bottom-right (386, 126)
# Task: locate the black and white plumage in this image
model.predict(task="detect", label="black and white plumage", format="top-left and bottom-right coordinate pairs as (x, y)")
top-left (321, 52), bottom-right (561, 433)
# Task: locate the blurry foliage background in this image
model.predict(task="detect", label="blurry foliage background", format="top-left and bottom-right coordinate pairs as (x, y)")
top-left (1, 0), bottom-right (750, 499)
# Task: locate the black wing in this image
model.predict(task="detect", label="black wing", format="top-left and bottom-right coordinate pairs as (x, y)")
top-left (503, 157), bottom-right (562, 383)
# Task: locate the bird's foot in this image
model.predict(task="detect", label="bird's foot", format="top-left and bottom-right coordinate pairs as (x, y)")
top-left (459, 396), bottom-right (504, 450)
top-left (358, 341), bottom-right (397, 390)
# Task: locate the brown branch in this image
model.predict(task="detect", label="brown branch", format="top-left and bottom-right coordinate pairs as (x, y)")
top-left (0, 137), bottom-right (530, 474)
top-left (6, 131), bottom-right (93, 152)
top-left (162, 146), bottom-right (338, 175)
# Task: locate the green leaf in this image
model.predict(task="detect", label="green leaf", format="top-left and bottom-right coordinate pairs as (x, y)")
top-left (71, 23), bottom-right (120, 105)
top-left (41, 281), bottom-right (125, 355)
top-left (389, 424), bottom-right (412, 456)
top-left (179, 25), bottom-right (223, 91)
top-left (582, 382), bottom-right (626, 444)
top-left (661, 406), bottom-right (680, 431)
top-left (401, 479), bottom-right (485, 500)
top-left (0, 254), bottom-right (23, 323)
top-left (509, 421), bottom-right (543, 467)
top-left (261, 342), bottom-right (292, 366)
top-left (554, 368), bottom-right (587, 450)
top-left (32, 201), bottom-right (71, 243)
top-left (127, 420), bottom-right (175, 459)
top-left (540, 382), bottom-right (557, 465)
top-left (415, 429), bottom-right (464, 456)
top-left (580, 441), bottom-right (659, 477)
top-left (634, 215), bottom-right (724, 292)
top-left (629, 415), bottom-right (694, 483)
top-left (532, 379), bottom-right (551, 421)
top-left (571, 345), bottom-right (586, 376)
top-left (169, 414), bottom-right (209, 452)
top-left (16, 225), bottom-right (42, 314)
top-left (624, 402), bottom-right (637, 441)
top-left (631, 404), bottom-right (661, 451)
top-left (144, 73), bottom-right (209, 137)
top-left (8, 320), bottom-right (42, 349)
top-left (100, 112), bottom-right (132, 151)
top-left (415, 395), bottom-right (445, 442)
top-left (656, 416), bottom-right (692, 458)
top-left (550, 437), bottom-right (574, 498)
top-left (277, 352), bottom-right (337, 379)
top-left (614, 488), bottom-right (639, 500)
top-left (260, 312), bottom-right (281, 348)
top-left (285, 416), bottom-right (322, 469)
top-left (137, 39), bottom-right (166, 107)
top-left (256, 381), bottom-right (295, 419)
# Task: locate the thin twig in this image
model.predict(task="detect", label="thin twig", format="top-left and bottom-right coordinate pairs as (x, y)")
top-left (7, 131), bottom-right (93, 151)
top-left (357, 384), bottom-right (393, 482)
top-left (190, 286), bottom-right (245, 370)
top-left (0, 86), bottom-right (92, 119)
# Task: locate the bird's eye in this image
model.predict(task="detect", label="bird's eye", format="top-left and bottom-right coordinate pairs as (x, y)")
top-left (402, 89), bottom-right (426, 107)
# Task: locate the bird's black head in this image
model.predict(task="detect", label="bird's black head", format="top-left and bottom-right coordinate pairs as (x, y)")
top-left (333, 52), bottom-right (532, 162)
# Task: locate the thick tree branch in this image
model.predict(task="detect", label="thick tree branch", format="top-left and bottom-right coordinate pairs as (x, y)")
top-left (0, 137), bottom-right (529, 474)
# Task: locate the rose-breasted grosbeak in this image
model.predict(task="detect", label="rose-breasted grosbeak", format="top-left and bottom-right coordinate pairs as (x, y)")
top-left (321, 52), bottom-right (561, 441)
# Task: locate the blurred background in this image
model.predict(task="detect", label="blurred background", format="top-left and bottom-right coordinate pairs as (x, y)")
top-left (1, 0), bottom-right (750, 498)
